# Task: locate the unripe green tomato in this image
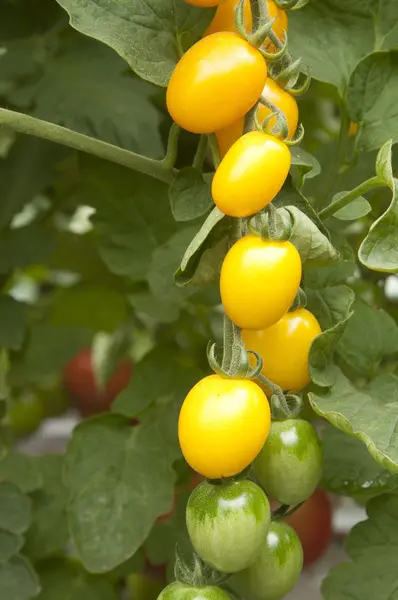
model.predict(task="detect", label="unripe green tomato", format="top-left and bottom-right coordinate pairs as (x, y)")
top-left (230, 521), bottom-right (303, 600)
top-left (157, 581), bottom-right (231, 600)
top-left (186, 480), bottom-right (270, 573)
top-left (254, 419), bottom-right (322, 505)
top-left (8, 393), bottom-right (45, 438)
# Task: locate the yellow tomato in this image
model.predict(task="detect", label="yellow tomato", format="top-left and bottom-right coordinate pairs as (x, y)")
top-left (216, 79), bottom-right (298, 157)
top-left (166, 33), bottom-right (267, 134)
top-left (212, 131), bottom-right (291, 217)
top-left (204, 0), bottom-right (287, 52)
top-left (349, 122), bottom-right (359, 136)
top-left (243, 309), bottom-right (322, 391)
top-left (220, 235), bottom-right (302, 330)
top-left (178, 374), bottom-right (270, 479)
top-left (185, 0), bottom-right (222, 5)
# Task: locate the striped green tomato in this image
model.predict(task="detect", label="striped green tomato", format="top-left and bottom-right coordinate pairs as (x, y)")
top-left (157, 582), bottom-right (231, 600)
top-left (186, 480), bottom-right (270, 573)
top-left (230, 521), bottom-right (303, 600)
top-left (254, 419), bottom-right (322, 505)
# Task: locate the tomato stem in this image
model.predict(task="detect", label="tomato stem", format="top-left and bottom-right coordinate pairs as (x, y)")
top-left (161, 123), bottom-right (181, 169)
top-left (207, 134), bottom-right (221, 169)
top-left (193, 135), bottom-right (208, 171)
top-left (289, 288), bottom-right (307, 311)
top-left (319, 176), bottom-right (382, 219)
top-left (259, 95), bottom-right (289, 139)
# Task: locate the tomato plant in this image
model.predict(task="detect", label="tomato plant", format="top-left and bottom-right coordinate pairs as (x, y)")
top-left (0, 0), bottom-right (398, 598)
top-left (186, 479), bottom-right (270, 572)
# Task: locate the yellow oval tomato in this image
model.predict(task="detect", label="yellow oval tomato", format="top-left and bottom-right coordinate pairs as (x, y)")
top-left (205, 0), bottom-right (287, 52)
top-left (216, 79), bottom-right (299, 157)
top-left (220, 235), bottom-right (302, 330)
top-left (178, 374), bottom-right (270, 479)
top-left (185, 0), bottom-right (222, 5)
top-left (243, 309), bottom-right (322, 391)
top-left (212, 131), bottom-right (291, 217)
top-left (166, 33), bottom-right (267, 134)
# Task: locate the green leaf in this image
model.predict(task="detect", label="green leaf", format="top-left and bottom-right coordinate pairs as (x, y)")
top-left (0, 482), bottom-right (31, 535)
top-left (0, 297), bottom-right (27, 351)
top-left (290, 147), bottom-right (321, 182)
top-left (322, 495), bottom-right (398, 600)
top-left (338, 298), bottom-right (398, 376)
top-left (148, 227), bottom-right (198, 305)
top-left (23, 455), bottom-right (69, 561)
top-left (0, 531), bottom-right (23, 564)
top-left (0, 225), bottom-right (54, 275)
top-left (289, 2), bottom-right (398, 93)
top-left (19, 36), bottom-right (164, 158)
top-left (347, 52), bottom-right (398, 152)
top-left (280, 206), bottom-right (338, 266)
top-left (112, 347), bottom-right (201, 418)
top-left (0, 555), bottom-right (40, 600)
top-left (0, 453), bottom-right (42, 494)
top-left (51, 285), bottom-right (129, 332)
top-left (175, 207), bottom-right (227, 286)
top-left (333, 196), bottom-right (371, 220)
top-left (309, 371), bottom-right (398, 473)
top-left (306, 283), bottom-right (355, 387)
top-left (322, 426), bottom-right (398, 500)
top-left (55, 0), bottom-right (215, 87)
top-left (91, 329), bottom-right (132, 394)
top-left (0, 138), bottom-right (66, 230)
top-left (128, 292), bottom-right (180, 325)
top-left (36, 558), bottom-right (116, 600)
top-left (81, 157), bottom-right (176, 281)
top-left (276, 181), bottom-right (329, 237)
top-left (169, 169), bottom-right (213, 222)
top-left (64, 414), bottom-right (179, 572)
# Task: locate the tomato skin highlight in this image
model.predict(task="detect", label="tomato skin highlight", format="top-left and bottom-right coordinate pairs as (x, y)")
top-left (230, 521), bottom-right (303, 600)
top-left (186, 480), bottom-right (270, 572)
top-left (254, 419), bottom-right (323, 506)
top-left (220, 235), bottom-right (302, 330)
top-left (63, 348), bottom-right (132, 416)
top-left (204, 0), bottom-right (287, 52)
top-left (178, 374), bottom-right (271, 479)
top-left (216, 79), bottom-right (299, 157)
top-left (166, 33), bottom-right (267, 134)
top-left (212, 132), bottom-right (291, 217)
top-left (158, 582), bottom-right (231, 600)
top-left (243, 308), bottom-right (322, 392)
top-left (286, 489), bottom-right (333, 567)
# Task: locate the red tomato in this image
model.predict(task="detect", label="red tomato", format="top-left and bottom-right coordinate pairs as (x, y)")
top-left (63, 348), bottom-right (132, 417)
top-left (285, 489), bottom-right (333, 567)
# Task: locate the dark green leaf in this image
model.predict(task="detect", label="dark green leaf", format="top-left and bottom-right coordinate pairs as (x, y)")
top-left (0, 531), bottom-right (23, 564)
top-left (310, 371), bottom-right (398, 473)
top-left (322, 426), bottom-right (398, 500)
top-left (36, 558), bottom-right (116, 600)
top-left (0, 297), bottom-right (27, 351)
top-left (0, 482), bottom-right (31, 535)
top-left (64, 414), bottom-right (179, 572)
top-left (0, 555), bottom-right (40, 600)
top-left (276, 181), bottom-right (328, 237)
top-left (0, 225), bottom-right (54, 275)
top-left (338, 298), bottom-right (398, 376)
top-left (55, 0), bottom-right (215, 86)
top-left (169, 169), bottom-right (213, 222)
top-left (128, 292), bottom-right (180, 325)
top-left (0, 453), bottom-right (42, 494)
top-left (322, 495), bottom-right (398, 600)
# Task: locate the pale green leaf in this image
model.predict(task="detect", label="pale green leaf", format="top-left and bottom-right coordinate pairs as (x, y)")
top-left (169, 169), bottom-right (213, 222)
top-left (0, 555), bottom-right (40, 600)
top-left (0, 297), bottom-right (27, 351)
top-left (0, 483), bottom-right (31, 536)
top-left (0, 453), bottom-right (42, 494)
top-left (0, 531), bottom-right (23, 564)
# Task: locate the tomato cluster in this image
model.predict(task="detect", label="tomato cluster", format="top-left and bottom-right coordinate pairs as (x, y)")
top-left (161, 1), bottom-right (328, 599)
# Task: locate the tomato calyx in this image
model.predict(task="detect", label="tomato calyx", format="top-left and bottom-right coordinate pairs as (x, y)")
top-left (274, 0), bottom-right (309, 10)
top-left (289, 287), bottom-right (307, 312)
top-left (207, 315), bottom-right (263, 380)
top-left (272, 501), bottom-right (305, 521)
top-left (206, 463), bottom-right (253, 487)
top-left (248, 203), bottom-right (291, 241)
top-left (258, 372), bottom-right (303, 420)
top-left (174, 548), bottom-right (230, 588)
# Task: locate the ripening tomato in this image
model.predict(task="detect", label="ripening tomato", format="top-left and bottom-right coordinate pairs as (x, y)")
top-left (212, 131), bottom-right (291, 217)
top-left (242, 309), bottom-right (322, 392)
top-left (230, 521), bottom-right (303, 600)
top-left (185, 0), bottom-right (222, 5)
top-left (254, 419), bottom-right (322, 505)
top-left (166, 33), bottom-right (267, 134)
top-left (63, 348), bottom-right (132, 417)
top-left (186, 480), bottom-right (270, 572)
top-left (220, 235), bottom-right (302, 330)
top-left (216, 79), bottom-right (299, 157)
top-left (204, 0), bottom-right (287, 53)
top-left (157, 582), bottom-right (231, 600)
top-left (286, 489), bottom-right (333, 567)
top-left (178, 375), bottom-right (270, 479)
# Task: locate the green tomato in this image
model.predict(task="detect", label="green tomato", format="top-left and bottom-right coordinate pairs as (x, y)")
top-left (230, 521), bottom-right (303, 600)
top-left (157, 582), bottom-right (230, 600)
top-left (253, 419), bottom-right (322, 505)
top-left (8, 394), bottom-right (45, 438)
top-left (186, 480), bottom-right (270, 573)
